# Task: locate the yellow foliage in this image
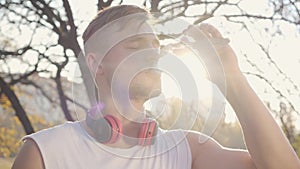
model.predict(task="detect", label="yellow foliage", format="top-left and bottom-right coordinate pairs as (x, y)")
top-left (0, 89), bottom-right (59, 158)
top-left (0, 127), bottom-right (22, 158)
top-left (292, 135), bottom-right (300, 158)
top-left (0, 95), bottom-right (12, 111)
top-left (0, 113), bottom-right (57, 158)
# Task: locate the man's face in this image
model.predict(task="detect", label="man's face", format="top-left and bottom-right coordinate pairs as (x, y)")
top-left (99, 30), bottom-right (162, 101)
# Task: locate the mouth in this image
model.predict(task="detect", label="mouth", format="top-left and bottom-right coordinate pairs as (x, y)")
top-left (143, 68), bottom-right (161, 75)
top-left (129, 87), bottom-right (162, 101)
top-left (128, 69), bottom-right (162, 100)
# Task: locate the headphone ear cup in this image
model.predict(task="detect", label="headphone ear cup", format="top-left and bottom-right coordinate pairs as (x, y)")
top-left (138, 119), bottom-right (158, 146)
top-left (86, 114), bottom-right (112, 143)
top-left (86, 114), bottom-right (122, 144)
top-left (103, 115), bottom-right (122, 144)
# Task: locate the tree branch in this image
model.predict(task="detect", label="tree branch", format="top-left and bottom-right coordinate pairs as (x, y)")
top-left (0, 77), bottom-right (34, 134)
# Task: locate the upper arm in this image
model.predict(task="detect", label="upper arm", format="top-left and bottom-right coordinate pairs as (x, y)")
top-left (187, 131), bottom-right (257, 169)
top-left (12, 138), bottom-right (45, 169)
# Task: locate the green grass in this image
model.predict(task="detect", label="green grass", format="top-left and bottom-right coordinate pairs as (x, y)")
top-left (0, 158), bottom-right (14, 169)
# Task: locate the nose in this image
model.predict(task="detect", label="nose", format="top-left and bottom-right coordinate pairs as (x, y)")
top-left (145, 49), bottom-right (161, 65)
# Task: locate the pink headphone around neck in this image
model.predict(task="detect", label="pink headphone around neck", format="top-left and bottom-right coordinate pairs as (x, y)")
top-left (86, 103), bottom-right (158, 146)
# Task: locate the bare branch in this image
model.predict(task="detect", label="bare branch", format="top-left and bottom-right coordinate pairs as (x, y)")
top-left (244, 72), bottom-right (299, 115)
top-left (257, 43), bottom-right (299, 95)
top-left (0, 46), bottom-right (32, 59)
top-left (97, 0), bottom-right (114, 10)
top-left (20, 79), bottom-right (55, 104)
top-left (65, 95), bottom-right (88, 112)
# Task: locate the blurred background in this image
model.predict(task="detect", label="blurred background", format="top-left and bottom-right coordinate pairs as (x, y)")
top-left (1, 0), bottom-right (300, 168)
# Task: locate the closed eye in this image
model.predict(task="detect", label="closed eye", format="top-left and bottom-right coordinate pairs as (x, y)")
top-left (125, 41), bottom-right (141, 49)
top-left (124, 36), bottom-right (160, 50)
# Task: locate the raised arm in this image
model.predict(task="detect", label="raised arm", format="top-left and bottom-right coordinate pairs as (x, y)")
top-left (225, 68), bottom-right (300, 169)
top-left (188, 23), bottom-right (300, 169)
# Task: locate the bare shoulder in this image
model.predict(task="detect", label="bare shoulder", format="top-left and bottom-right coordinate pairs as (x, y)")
top-left (186, 131), bottom-right (256, 169)
top-left (12, 138), bottom-right (44, 169)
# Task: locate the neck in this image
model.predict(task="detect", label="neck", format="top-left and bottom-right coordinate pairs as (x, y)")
top-left (84, 95), bottom-right (149, 148)
top-left (101, 96), bottom-right (147, 124)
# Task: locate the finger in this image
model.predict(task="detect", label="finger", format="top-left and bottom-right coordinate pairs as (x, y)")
top-left (199, 23), bottom-right (223, 38)
top-left (210, 37), bottom-right (230, 47)
top-left (196, 25), bottom-right (212, 38)
top-left (180, 24), bottom-right (229, 49)
top-left (183, 25), bottom-right (208, 39)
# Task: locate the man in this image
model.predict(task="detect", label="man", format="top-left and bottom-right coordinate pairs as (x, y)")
top-left (12, 5), bottom-right (300, 169)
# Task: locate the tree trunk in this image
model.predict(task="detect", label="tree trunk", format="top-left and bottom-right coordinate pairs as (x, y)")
top-left (55, 73), bottom-right (73, 121)
top-left (66, 37), bottom-right (96, 108)
top-left (150, 0), bottom-right (160, 12)
top-left (0, 77), bottom-right (34, 134)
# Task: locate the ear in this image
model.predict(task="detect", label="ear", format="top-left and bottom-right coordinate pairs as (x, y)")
top-left (86, 53), bottom-right (104, 76)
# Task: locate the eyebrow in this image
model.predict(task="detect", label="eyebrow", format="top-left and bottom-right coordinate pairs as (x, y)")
top-left (127, 36), bottom-right (160, 46)
top-left (127, 36), bottom-right (146, 43)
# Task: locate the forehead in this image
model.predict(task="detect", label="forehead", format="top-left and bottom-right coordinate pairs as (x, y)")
top-left (101, 21), bottom-right (156, 49)
top-left (121, 33), bottom-right (158, 43)
top-left (115, 21), bottom-right (155, 39)
top-left (85, 14), bottom-right (157, 62)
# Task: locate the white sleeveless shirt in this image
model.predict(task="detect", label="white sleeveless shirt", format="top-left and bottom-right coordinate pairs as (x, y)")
top-left (23, 121), bottom-right (192, 169)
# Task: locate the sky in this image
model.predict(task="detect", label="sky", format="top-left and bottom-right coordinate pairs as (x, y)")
top-left (66, 0), bottom-right (300, 127)
top-left (1, 0), bottom-right (300, 129)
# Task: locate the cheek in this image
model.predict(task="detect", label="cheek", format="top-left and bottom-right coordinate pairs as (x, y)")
top-left (101, 49), bottom-right (130, 84)
top-left (103, 47), bottom-right (129, 69)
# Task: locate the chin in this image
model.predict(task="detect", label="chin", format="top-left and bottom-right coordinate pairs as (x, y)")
top-left (145, 88), bottom-right (161, 100)
top-left (129, 86), bottom-right (161, 100)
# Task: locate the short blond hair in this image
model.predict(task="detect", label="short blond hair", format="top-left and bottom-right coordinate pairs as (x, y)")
top-left (82, 5), bottom-right (148, 44)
